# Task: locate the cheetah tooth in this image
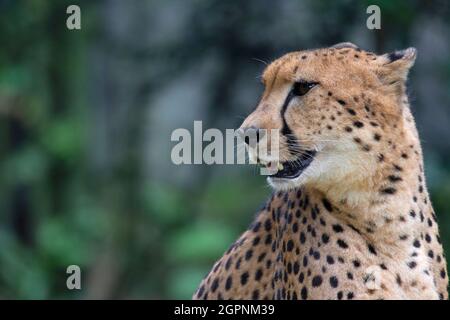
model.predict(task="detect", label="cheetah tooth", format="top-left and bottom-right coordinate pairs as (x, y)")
top-left (277, 162), bottom-right (284, 171)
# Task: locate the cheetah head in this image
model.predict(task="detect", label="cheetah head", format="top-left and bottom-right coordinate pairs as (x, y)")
top-left (239, 42), bottom-right (416, 192)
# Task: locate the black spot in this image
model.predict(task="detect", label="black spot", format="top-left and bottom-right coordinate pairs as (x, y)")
top-left (367, 244), bottom-right (377, 255)
top-left (373, 133), bottom-right (381, 141)
top-left (311, 207), bottom-right (317, 220)
top-left (235, 256), bottom-right (244, 269)
top-left (312, 275), bottom-right (323, 287)
top-left (440, 269), bottom-right (446, 279)
top-left (346, 108), bottom-right (356, 115)
top-left (337, 239), bottom-right (348, 249)
top-left (409, 210), bottom-right (416, 218)
top-left (337, 291), bottom-right (343, 300)
top-left (407, 261), bottom-right (417, 269)
top-left (301, 287), bottom-right (308, 299)
top-left (293, 262), bottom-right (300, 274)
top-left (264, 219), bottom-right (272, 231)
top-left (265, 233), bottom-right (272, 245)
top-left (241, 272), bottom-right (249, 285)
top-left (245, 249), bottom-right (253, 261)
top-left (347, 272), bottom-right (354, 280)
top-left (225, 276), bottom-right (232, 290)
top-left (252, 236), bottom-right (260, 246)
top-left (347, 292), bottom-right (354, 300)
top-left (352, 260), bottom-right (361, 268)
top-left (388, 175), bottom-right (402, 183)
top-left (211, 279), bottom-right (219, 292)
top-left (225, 257), bottom-right (233, 270)
top-left (197, 285), bottom-right (205, 297)
top-left (380, 263), bottom-right (387, 270)
top-left (299, 272), bottom-right (304, 283)
top-left (251, 221), bottom-right (261, 232)
top-left (322, 198), bottom-right (333, 212)
top-left (345, 126), bottom-right (353, 132)
top-left (425, 234), bottom-right (431, 243)
top-left (432, 212), bottom-right (438, 223)
top-left (252, 290), bottom-right (259, 300)
top-left (313, 251), bottom-right (321, 260)
top-left (353, 121), bottom-right (364, 128)
top-left (396, 274), bottom-right (402, 286)
top-left (303, 255), bottom-right (308, 267)
top-left (380, 187), bottom-right (396, 195)
top-left (257, 252), bottom-right (266, 263)
top-left (329, 276), bottom-right (339, 288)
top-left (287, 240), bottom-right (294, 252)
top-left (322, 233), bottom-right (330, 244)
top-left (413, 239), bottom-right (421, 248)
top-left (326, 255), bottom-right (335, 264)
top-left (255, 268), bottom-right (263, 281)
top-left (300, 232), bottom-right (306, 244)
top-left (338, 99), bottom-right (346, 106)
top-left (332, 224), bottom-right (344, 233)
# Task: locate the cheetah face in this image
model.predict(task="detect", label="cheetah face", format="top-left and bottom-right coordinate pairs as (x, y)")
top-left (239, 43), bottom-right (416, 191)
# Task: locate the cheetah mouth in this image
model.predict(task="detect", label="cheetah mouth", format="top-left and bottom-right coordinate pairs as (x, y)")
top-left (261, 150), bottom-right (317, 179)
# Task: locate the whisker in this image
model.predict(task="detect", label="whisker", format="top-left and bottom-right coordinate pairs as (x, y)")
top-left (252, 57), bottom-right (269, 66)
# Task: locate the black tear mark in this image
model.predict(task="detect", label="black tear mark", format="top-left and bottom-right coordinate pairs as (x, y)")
top-left (280, 90), bottom-right (299, 154)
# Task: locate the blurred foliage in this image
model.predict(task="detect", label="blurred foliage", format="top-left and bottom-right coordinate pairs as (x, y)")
top-left (0, 0), bottom-right (449, 299)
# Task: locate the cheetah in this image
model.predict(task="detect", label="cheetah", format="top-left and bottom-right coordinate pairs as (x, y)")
top-left (193, 43), bottom-right (448, 300)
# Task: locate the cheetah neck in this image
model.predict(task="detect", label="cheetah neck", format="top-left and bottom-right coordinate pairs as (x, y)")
top-left (281, 107), bottom-right (434, 259)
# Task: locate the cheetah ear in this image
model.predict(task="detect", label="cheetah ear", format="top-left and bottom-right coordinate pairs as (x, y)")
top-left (331, 42), bottom-right (359, 50)
top-left (376, 47), bottom-right (417, 84)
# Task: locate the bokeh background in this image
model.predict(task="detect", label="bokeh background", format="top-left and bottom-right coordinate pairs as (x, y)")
top-left (0, 0), bottom-right (449, 299)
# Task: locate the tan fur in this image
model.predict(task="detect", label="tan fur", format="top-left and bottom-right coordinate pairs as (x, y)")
top-left (193, 43), bottom-right (448, 300)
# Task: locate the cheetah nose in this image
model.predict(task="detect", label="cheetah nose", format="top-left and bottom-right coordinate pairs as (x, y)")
top-left (239, 126), bottom-right (265, 146)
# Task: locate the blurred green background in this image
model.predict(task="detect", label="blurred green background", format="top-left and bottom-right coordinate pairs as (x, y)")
top-left (0, 0), bottom-right (449, 299)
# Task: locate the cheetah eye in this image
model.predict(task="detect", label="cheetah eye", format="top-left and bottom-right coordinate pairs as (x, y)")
top-left (292, 81), bottom-right (317, 96)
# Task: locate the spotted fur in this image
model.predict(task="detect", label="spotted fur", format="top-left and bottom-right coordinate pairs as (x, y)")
top-left (193, 43), bottom-right (448, 300)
